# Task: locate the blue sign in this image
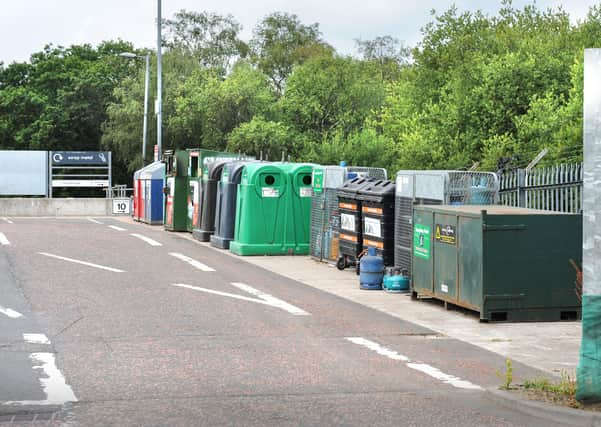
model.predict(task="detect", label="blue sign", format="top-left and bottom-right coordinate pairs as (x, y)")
top-left (52, 151), bottom-right (109, 166)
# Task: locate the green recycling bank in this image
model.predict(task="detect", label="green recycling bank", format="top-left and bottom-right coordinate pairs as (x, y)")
top-left (230, 163), bottom-right (315, 256)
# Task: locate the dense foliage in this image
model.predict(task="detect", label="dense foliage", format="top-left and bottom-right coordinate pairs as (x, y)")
top-left (1, 3), bottom-right (599, 184)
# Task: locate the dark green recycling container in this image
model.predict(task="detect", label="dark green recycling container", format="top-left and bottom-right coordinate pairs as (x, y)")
top-left (412, 205), bottom-right (582, 322)
top-left (230, 163), bottom-right (314, 256)
top-left (164, 149), bottom-right (194, 232)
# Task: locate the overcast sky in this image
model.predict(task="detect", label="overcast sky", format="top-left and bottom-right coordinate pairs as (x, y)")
top-left (0, 1), bottom-right (596, 64)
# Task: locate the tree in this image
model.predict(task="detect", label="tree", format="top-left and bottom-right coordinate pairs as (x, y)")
top-left (163, 10), bottom-right (248, 74)
top-left (355, 35), bottom-right (410, 81)
top-left (226, 117), bottom-right (302, 160)
top-left (250, 12), bottom-right (333, 93)
top-left (281, 56), bottom-right (386, 139)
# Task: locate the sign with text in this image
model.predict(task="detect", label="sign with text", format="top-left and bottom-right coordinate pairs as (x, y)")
top-left (52, 151), bottom-right (109, 166)
top-left (112, 199), bottom-right (131, 215)
top-left (52, 180), bottom-right (109, 188)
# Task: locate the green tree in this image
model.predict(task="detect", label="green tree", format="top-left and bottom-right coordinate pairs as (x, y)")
top-left (281, 56), bottom-right (386, 140)
top-left (250, 12), bottom-right (333, 93)
top-left (163, 10), bottom-right (248, 74)
top-left (226, 116), bottom-right (302, 160)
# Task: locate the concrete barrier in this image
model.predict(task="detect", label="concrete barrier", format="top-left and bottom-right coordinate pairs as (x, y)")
top-left (0, 198), bottom-right (117, 216)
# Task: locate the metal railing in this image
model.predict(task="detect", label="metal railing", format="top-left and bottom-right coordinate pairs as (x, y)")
top-left (109, 185), bottom-right (133, 198)
top-left (499, 163), bottom-right (583, 213)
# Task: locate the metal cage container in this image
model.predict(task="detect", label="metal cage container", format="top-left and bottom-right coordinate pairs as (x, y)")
top-left (310, 166), bottom-right (387, 263)
top-left (394, 170), bottom-right (499, 273)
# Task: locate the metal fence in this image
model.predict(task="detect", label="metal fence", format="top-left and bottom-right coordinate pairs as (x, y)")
top-left (499, 163), bottom-right (583, 213)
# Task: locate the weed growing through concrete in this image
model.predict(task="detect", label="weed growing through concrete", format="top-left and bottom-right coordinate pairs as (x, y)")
top-left (496, 358), bottom-right (514, 390)
top-left (522, 370), bottom-right (578, 407)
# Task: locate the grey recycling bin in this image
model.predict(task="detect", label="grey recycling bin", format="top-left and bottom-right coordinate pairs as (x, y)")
top-left (210, 161), bottom-right (252, 249)
top-left (193, 159), bottom-right (235, 242)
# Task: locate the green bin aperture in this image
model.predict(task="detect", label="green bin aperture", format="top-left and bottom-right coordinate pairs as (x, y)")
top-left (412, 205), bottom-right (582, 322)
top-left (164, 149), bottom-right (196, 232)
top-left (230, 163), bottom-right (315, 256)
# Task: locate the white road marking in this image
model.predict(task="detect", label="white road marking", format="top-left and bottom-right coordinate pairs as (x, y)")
top-left (38, 252), bottom-right (125, 273)
top-left (0, 233), bottom-right (10, 245)
top-left (130, 233), bottom-right (162, 246)
top-left (0, 306), bottom-right (23, 318)
top-left (23, 333), bottom-right (51, 345)
top-left (407, 363), bottom-right (482, 390)
top-left (169, 252), bottom-right (215, 272)
top-left (1, 217), bottom-right (13, 224)
top-left (345, 337), bottom-right (482, 391)
top-left (86, 218), bottom-right (103, 224)
top-left (4, 353), bottom-right (77, 405)
top-left (109, 225), bottom-right (126, 231)
top-left (345, 337), bottom-right (409, 361)
top-left (230, 282), bottom-right (309, 316)
top-left (172, 283), bottom-right (310, 316)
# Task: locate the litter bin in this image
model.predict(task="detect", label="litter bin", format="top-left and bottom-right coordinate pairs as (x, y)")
top-left (164, 149), bottom-right (194, 231)
top-left (412, 205), bottom-right (581, 322)
top-left (357, 179), bottom-right (396, 266)
top-left (139, 161), bottom-right (165, 225)
top-left (230, 162), bottom-right (313, 256)
top-left (287, 163), bottom-right (315, 255)
top-left (310, 166), bottom-right (388, 263)
top-left (210, 161), bottom-right (254, 249)
top-left (394, 170), bottom-right (499, 273)
top-left (193, 159), bottom-right (235, 241)
top-left (335, 177), bottom-right (375, 270)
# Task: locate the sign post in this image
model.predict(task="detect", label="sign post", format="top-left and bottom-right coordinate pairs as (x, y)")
top-left (49, 151), bottom-right (112, 198)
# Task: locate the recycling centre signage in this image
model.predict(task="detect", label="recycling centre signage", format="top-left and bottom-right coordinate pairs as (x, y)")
top-left (52, 151), bottom-right (109, 166)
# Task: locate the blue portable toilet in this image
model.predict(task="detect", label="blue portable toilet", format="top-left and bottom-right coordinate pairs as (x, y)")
top-left (139, 161), bottom-right (165, 225)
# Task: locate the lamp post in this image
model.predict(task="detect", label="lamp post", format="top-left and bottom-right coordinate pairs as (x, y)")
top-left (157, 0), bottom-right (163, 162)
top-left (119, 52), bottom-right (150, 165)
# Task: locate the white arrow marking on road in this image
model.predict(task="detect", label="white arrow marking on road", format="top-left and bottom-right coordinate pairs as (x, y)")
top-left (230, 282), bottom-right (309, 316)
top-left (130, 233), bottom-right (162, 246)
top-left (169, 252), bottom-right (215, 272)
top-left (86, 218), bottom-right (103, 224)
top-left (38, 252), bottom-right (125, 273)
top-left (109, 225), bottom-right (126, 231)
top-left (23, 333), bottom-right (51, 345)
top-left (3, 353), bottom-right (77, 406)
top-left (0, 233), bottom-right (9, 245)
top-left (1, 217), bottom-right (13, 224)
top-left (0, 306), bottom-right (23, 318)
top-left (173, 283), bottom-right (310, 316)
top-left (345, 337), bottom-right (482, 390)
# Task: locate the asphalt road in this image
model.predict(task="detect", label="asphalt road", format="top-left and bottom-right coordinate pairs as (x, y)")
top-left (0, 217), bottom-right (567, 426)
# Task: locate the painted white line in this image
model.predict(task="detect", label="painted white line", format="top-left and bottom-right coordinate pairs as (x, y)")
top-left (1, 217), bottom-right (13, 224)
top-left (4, 353), bottom-right (77, 405)
top-left (38, 252), bottom-right (125, 273)
top-left (0, 306), bottom-right (23, 319)
top-left (230, 282), bottom-right (309, 316)
top-left (23, 333), bottom-right (51, 345)
top-left (109, 225), bottom-right (127, 231)
top-left (345, 337), bottom-right (482, 391)
top-left (86, 218), bottom-right (103, 224)
top-left (172, 283), bottom-right (310, 316)
top-left (407, 363), bottom-right (482, 390)
top-left (130, 233), bottom-right (162, 246)
top-left (169, 252), bottom-right (215, 272)
top-left (0, 232), bottom-right (10, 245)
top-left (345, 337), bottom-right (409, 361)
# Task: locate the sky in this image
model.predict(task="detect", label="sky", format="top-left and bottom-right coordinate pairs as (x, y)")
top-left (0, 0), bottom-right (596, 64)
